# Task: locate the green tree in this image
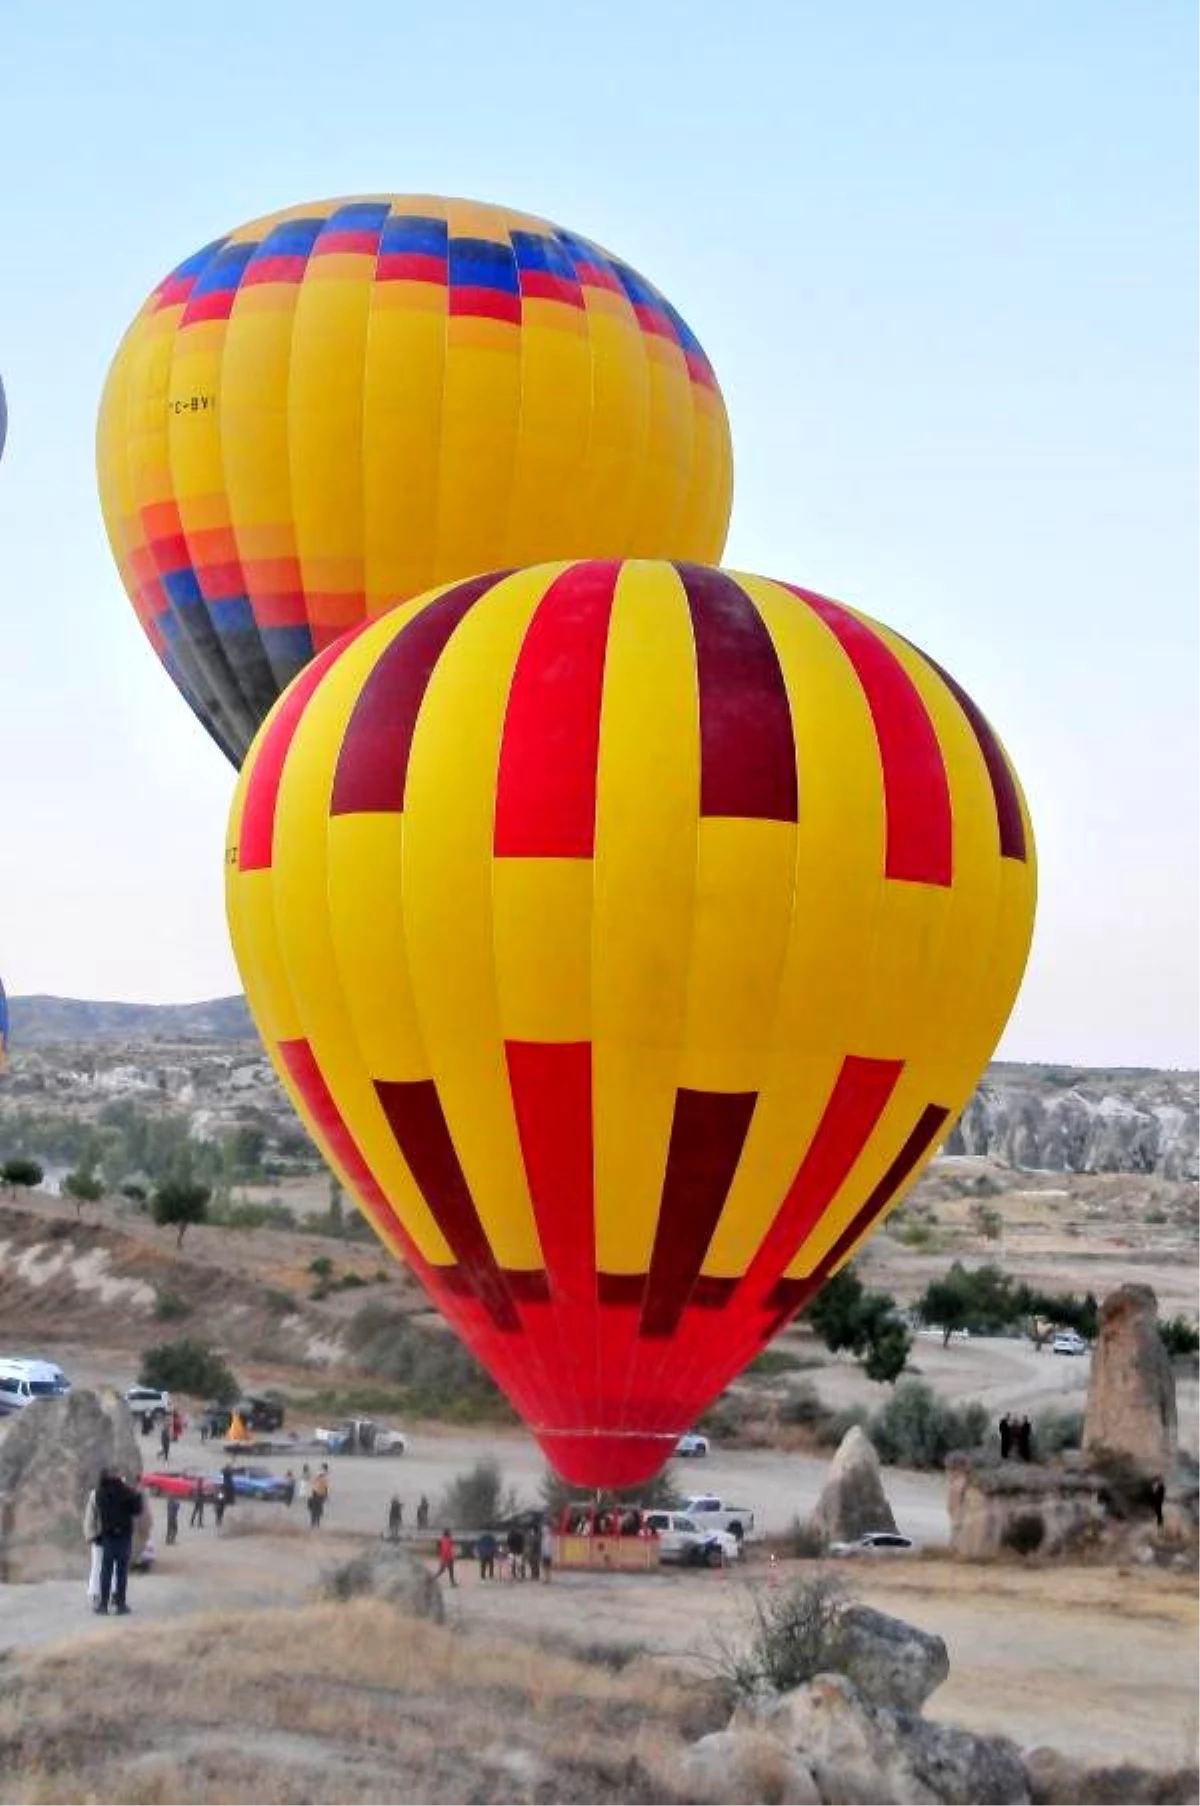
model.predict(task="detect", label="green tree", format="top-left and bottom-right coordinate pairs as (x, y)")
top-left (805, 1266), bottom-right (911, 1382)
top-left (140, 1338), bottom-right (238, 1403)
top-left (862, 1319), bottom-right (912, 1384)
top-left (2, 1156), bottom-right (44, 1192)
top-left (916, 1271), bottom-right (976, 1345)
top-left (63, 1165), bottom-right (104, 1218)
top-left (1159, 1316), bottom-right (1200, 1358)
top-left (151, 1178), bottom-right (211, 1247)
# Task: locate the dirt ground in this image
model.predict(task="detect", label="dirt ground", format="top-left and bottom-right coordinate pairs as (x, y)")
top-left (2, 1416), bottom-right (1196, 1772)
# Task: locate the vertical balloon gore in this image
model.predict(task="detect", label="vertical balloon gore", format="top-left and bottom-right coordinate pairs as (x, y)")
top-left (226, 559), bottom-right (1036, 1487)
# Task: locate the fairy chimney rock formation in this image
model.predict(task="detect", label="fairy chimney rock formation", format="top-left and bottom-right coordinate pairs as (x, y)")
top-left (0, 1387), bottom-right (145, 1582)
top-left (1083, 1284), bottom-right (1177, 1475)
top-left (811, 1425), bottom-right (899, 1543)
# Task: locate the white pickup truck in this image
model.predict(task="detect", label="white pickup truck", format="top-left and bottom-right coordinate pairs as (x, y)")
top-left (681, 1493), bottom-right (758, 1544)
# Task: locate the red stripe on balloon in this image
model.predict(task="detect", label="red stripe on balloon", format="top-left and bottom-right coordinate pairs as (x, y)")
top-left (376, 252), bottom-right (447, 284)
top-left (911, 647), bottom-right (1028, 862)
top-left (330, 572), bottom-right (508, 816)
top-left (741, 1055), bottom-right (904, 1303)
top-left (640, 1088), bottom-right (758, 1339)
top-left (494, 560), bottom-right (619, 857)
top-left (676, 564), bottom-right (799, 823)
top-left (238, 626), bottom-right (370, 871)
top-left (374, 1077), bottom-right (520, 1332)
top-left (506, 1041), bottom-right (596, 1304)
top-left (449, 287), bottom-right (522, 324)
top-left (785, 585), bottom-right (953, 885)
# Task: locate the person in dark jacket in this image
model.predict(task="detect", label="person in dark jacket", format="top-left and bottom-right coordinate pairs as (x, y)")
top-left (94, 1468), bottom-right (143, 1615)
top-left (476, 1529), bottom-right (497, 1581)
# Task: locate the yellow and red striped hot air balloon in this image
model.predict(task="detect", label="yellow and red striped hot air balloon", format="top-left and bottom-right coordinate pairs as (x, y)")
top-left (97, 196), bottom-right (733, 766)
top-left (225, 559), bottom-right (1036, 1486)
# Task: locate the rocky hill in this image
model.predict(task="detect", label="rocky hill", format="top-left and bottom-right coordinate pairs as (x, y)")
top-left (9, 994), bottom-right (253, 1045)
top-left (947, 1063), bottom-right (1198, 1181)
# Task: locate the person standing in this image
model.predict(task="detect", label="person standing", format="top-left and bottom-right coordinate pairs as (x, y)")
top-left (1017, 1417), bottom-right (1033, 1462)
top-left (189, 1475), bottom-right (206, 1528)
top-left (308, 1468), bottom-right (329, 1528)
top-left (94, 1468), bottom-right (143, 1615)
top-left (476, 1528), bottom-right (496, 1581)
top-left (165, 1496), bottom-right (180, 1546)
top-left (159, 1420), bottom-right (171, 1464)
top-left (416, 1494), bottom-right (430, 1532)
top-left (540, 1517), bottom-right (554, 1583)
top-left (998, 1414), bottom-right (1012, 1460)
top-left (434, 1528), bottom-right (458, 1587)
top-left (505, 1525), bottom-right (525, 1581)
top-left (171, 1408), bottom-right (184, 1444)
top-left (1150, 1476), bottom-right (1166, 1528)
top-left (387, 1496), bottom-right (403, 1542)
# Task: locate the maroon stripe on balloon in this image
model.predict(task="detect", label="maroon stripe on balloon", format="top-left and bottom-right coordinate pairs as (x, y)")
top-left (687, 1276), bottom-right (739, 1310)
top-left (239, 626), bottom-right (370, 869)
top-left (742, 1055), bottom-right (904, 1302)
top-left (330, 572), bottom-right (509, 816)
top-left (813, 1101), bottom-right (951, 1290)
top-left (374, 1077), bottom-right (519, 1331)
top-left (676, 563), bottom-right (798, 823)
top-left (640, 1088), bottom-right (758, 1339)
top-left (506, 1040), bottom-right (596, 1305)
top-left (597, 1274), bottom-right (648, 1307)
top-left (494, 562), bottom-right (619, 857)
top-left (911, 646), bottom-right (1028, 862)
top-left (785, 584), bottom-right (953, 886)
top-left (761, 1276), bottom-right (822, 1338)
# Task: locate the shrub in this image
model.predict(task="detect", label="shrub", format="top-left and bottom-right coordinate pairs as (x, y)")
top-left (139, 1338), bottom-right (238, 1404)
top-left (308, 1256), bottom-right (335, 1279)
top-left (814, 1406), bottom-right (869, 1448)
top-left (342, 1301), bottom-right (513, 1423)
top-left (152, 1286), bottom-right (191, 1322)
top-left (789, 1516), bottom-right (828, 1558)
top-left (709, 1573), bottom-right (851, 1700)
top-left (1159, 1316), bottom-right (1200, 1358)
top-left (2, 1156), bottom-right (43, 1190)
top-left (867, 1380), bottom-right (988, 1469)
top-left (778, 1381), bottom-right (827, 1428)
top-left (1003, 1511), bottom-right (1046, 1555)
top-left (1033, 1407), bottom-right (1084, 1453)
top-left (747, 1347), bottom-right (806, 1378)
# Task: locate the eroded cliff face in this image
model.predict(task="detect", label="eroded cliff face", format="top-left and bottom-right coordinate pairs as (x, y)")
top-left (946, 1070), bottom-right (1198, 1180)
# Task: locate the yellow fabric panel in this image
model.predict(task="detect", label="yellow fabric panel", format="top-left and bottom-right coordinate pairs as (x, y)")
top-left (493, 858), bottom-right (594, 1043)
top-left (677, 819), bottom-right (797, 1094)
top-left (503, 310), bottom-right (593, 566)
top-left (433, 334), bottom-right (523, 587)
top-left (574, 302), bottom-right (649, 553)
top-left (399, 567), bottom-right (559, 1269)
top-left (266, 616), bottom-right (454, 1265)
top-left (677, 391), bottom-right (731, 565)
top-left (326, 814), bottom-right (429, 1081)
top-left (360, 281), bottom-right (447, 613)
top-left (96, 339), bottom-right (139, 588)
top-left (122, 315), bottom-right (177, 517)
top-left (286, 270), bottom-right (371, 594)
top-left (626, 347), bottom-right (694, 556)
top-left (592, 563), bottom-right (699, 1271)
top-left (167, 320), bottom-right (229, 556)
top-left (218, 293), bottom-right (301, 538)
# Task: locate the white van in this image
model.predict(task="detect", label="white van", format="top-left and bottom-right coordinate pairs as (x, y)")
top-left (0, 1358), bottom-right (71, 1416)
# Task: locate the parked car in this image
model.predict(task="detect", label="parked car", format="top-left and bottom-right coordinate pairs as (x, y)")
top-left (220, 1465), bottom-right (295, 1502)
top-left (0, 1359), bottom-right (71, 1416)
top-left (314, 1418), bottom-right (406, 1455)
top-left (124, 1386), bottom-right (171, 1426)
top-left (828, 1532), bottom-right (914, 1556)
top-left (141, 1467), bottom-right (221, 1502)
top-left (674, 1431), bottom-right (710, 1458)
top-left (681, 1494), bottom-right (757, 1543)
top-left (1052, 1331), bottom-right (1088, 1356)
top-left (642, 1509), bottom-right (739, 1566)
top-left (235, 1394), bottom-right (287, 1431)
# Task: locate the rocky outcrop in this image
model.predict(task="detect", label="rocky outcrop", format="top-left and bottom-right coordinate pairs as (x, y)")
top-left (668, 1730), bottom-right (820, 1804)
top-left (316, 1543), bottom-right (445, 1622)
top-left (947, 1073), bottom-right (1198, 1180)
top-left (1023, 1746), bottom-right (1200, 1805)
top-left (1084, 1284), bottom-right (1177, 1474)
top-left (734, 1673), bottom-right (1029, 1804)
top-left (0, 1388), bottom-right (144, 1582)
top-left (810, 1426), bottom-right (898, 1544)
top-left (835, 1604), bottom-right (950, 1713)
top-left (945, 1455), bottom-right (1110, 1560)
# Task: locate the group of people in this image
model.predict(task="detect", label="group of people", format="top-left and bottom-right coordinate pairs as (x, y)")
top-left (998, 1414), bottom-right (1035, 1461)
top-left (385, 1493), bottom-right (430, 1540)
top-left (432, 1519), bottom-right (554, 1589)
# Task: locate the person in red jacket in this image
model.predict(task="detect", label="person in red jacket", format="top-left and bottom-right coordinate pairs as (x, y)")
top-left (434, 1528), bottom-right (458, 1587)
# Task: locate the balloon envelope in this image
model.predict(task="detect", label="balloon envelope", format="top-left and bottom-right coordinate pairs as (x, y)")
top-left (97, 196), bottom-right (733, 766)
top-left (226, 559), bottom-right (1036, 1485)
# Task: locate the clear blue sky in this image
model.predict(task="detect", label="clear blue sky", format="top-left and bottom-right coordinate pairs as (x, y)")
top-left (0, 1), bottom-right (1195, 1066)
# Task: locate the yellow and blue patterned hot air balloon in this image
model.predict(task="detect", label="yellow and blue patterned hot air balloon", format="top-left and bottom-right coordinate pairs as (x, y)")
top-left (97, 196), bottom-right (734, 766)
top-left (225, 559), bottom-right (1036, 1486)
